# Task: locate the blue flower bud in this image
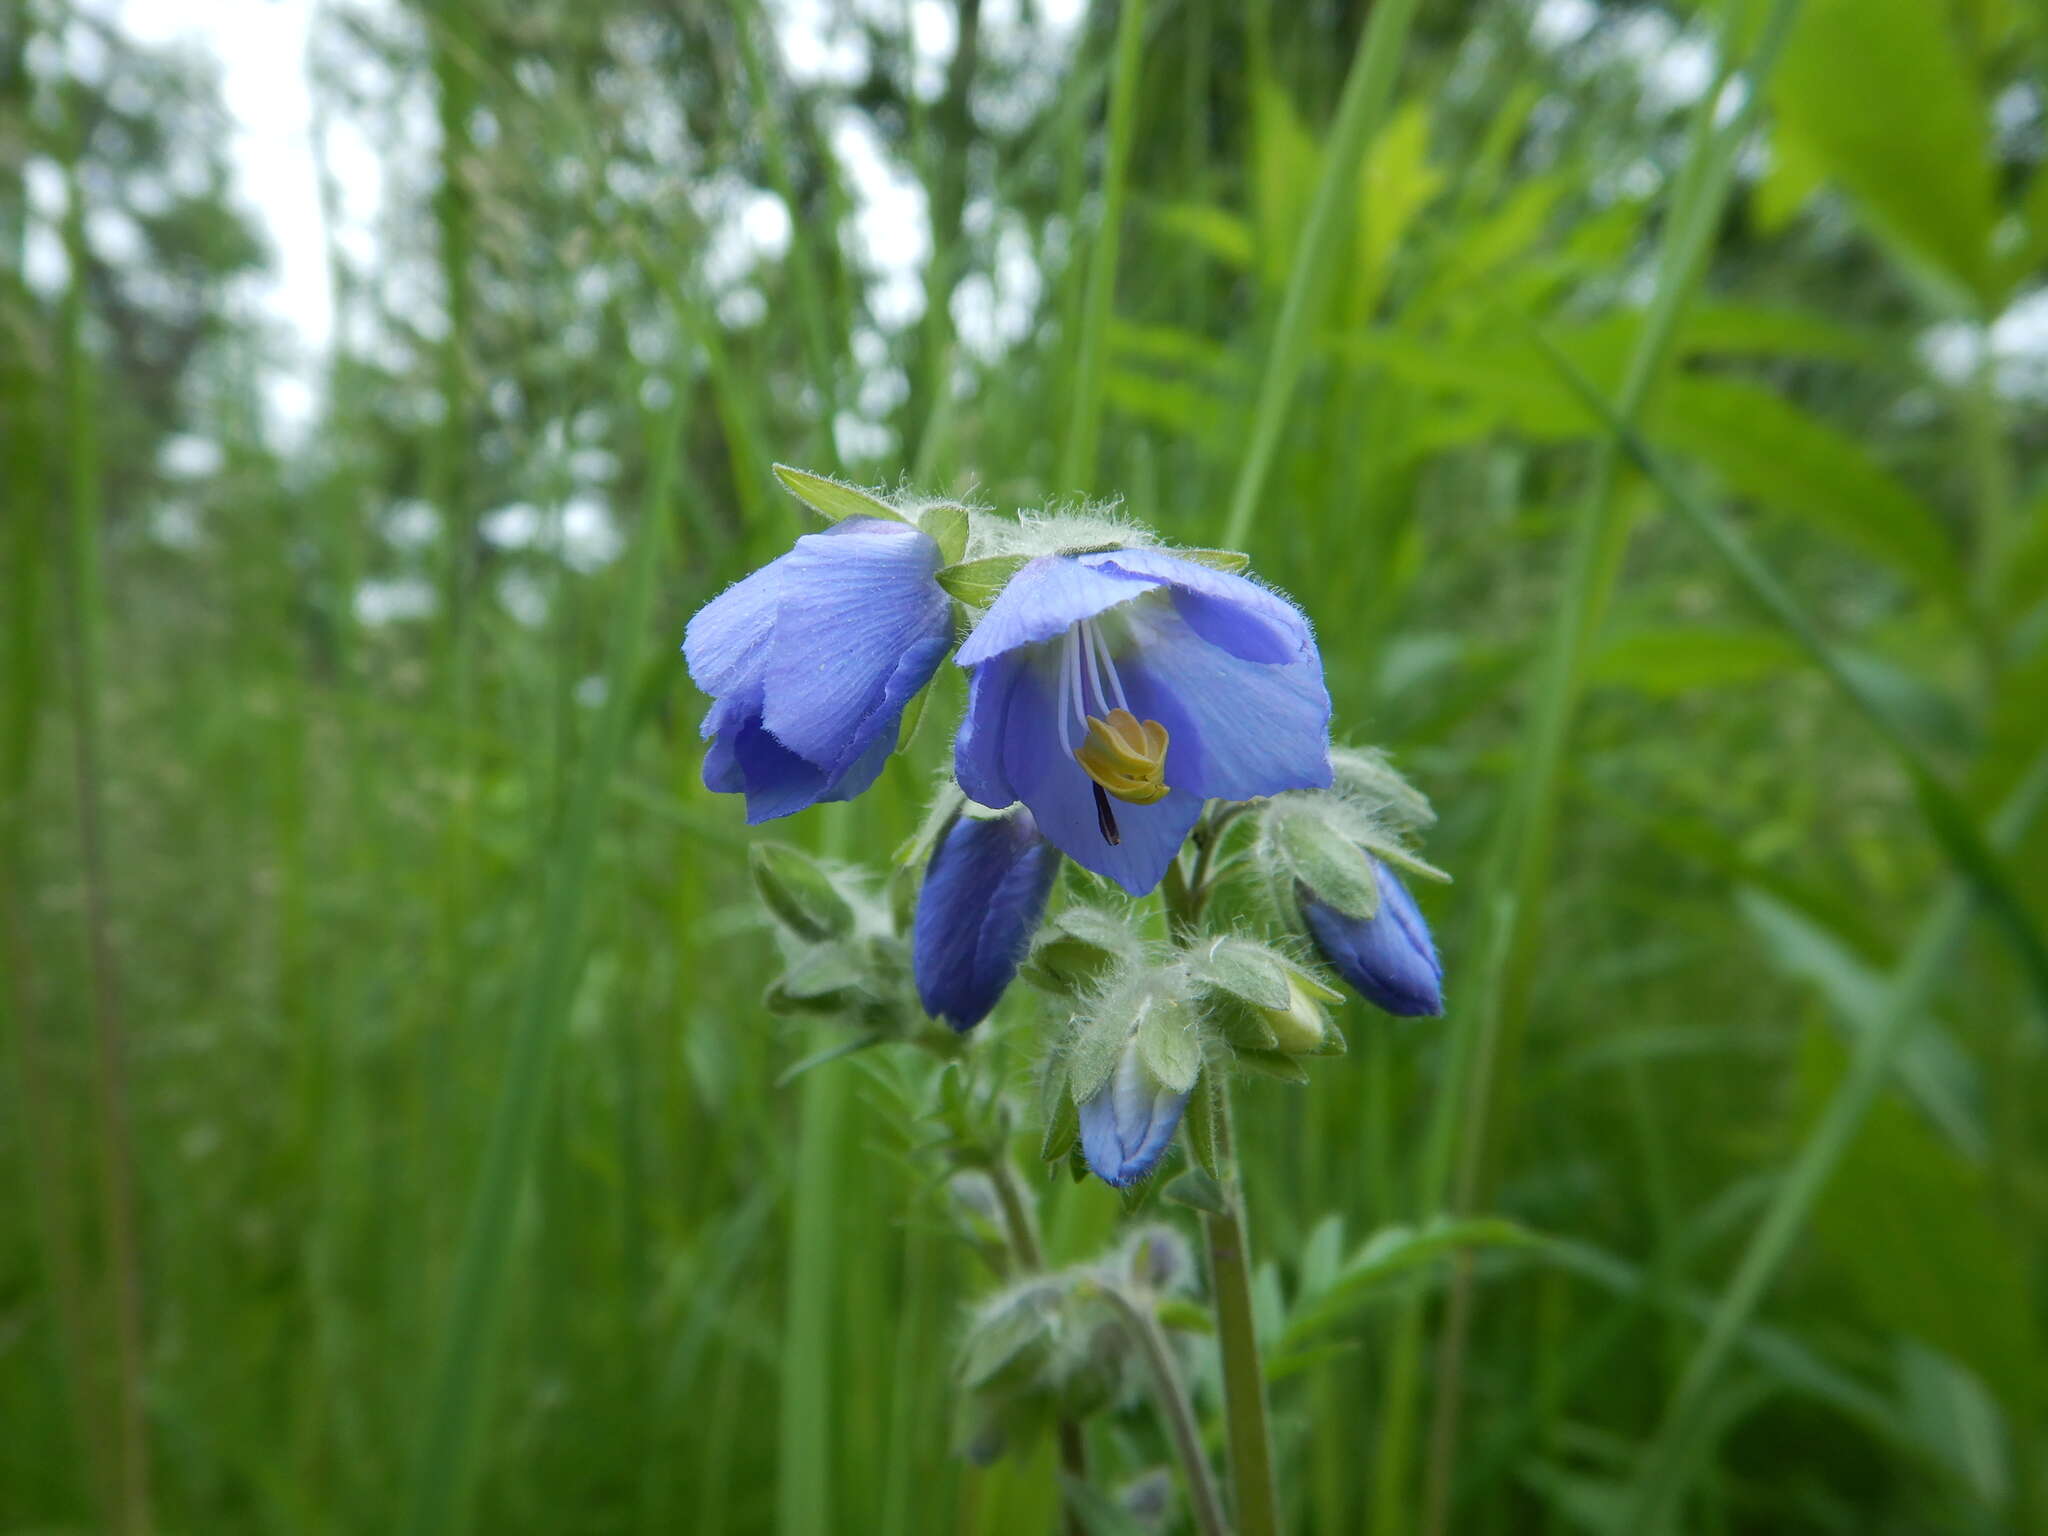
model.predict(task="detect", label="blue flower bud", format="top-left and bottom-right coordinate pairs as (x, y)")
top-left (913, 808), bottom-right (1062, 1031)
top-left (1078, 1034), bottom-right (1191, 1188)
top-left (1302, 856), bottom-right (1444, 1017)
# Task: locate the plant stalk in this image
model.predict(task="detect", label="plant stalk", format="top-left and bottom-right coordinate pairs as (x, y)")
top-left (1095, 1283), bottom-right (1231, 1536)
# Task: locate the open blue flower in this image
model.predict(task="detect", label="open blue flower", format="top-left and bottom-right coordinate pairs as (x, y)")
top-left (914, 808), bottom-right (1062, 1031)
top-left (1079, 1034), bottom-right (1190, 1188)
top-left (1302, 857), bottom-right (1444, 1016)
top-left (954, 548), bottom-right (1331, 895)
top-left (684, 517), bottom-right (952, 823)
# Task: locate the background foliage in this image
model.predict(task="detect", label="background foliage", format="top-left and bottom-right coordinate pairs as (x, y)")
top-left (4, 0), bottom-right (2047, 1531)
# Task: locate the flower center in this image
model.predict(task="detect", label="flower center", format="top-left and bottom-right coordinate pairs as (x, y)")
top-left (1056, 619), bottom-right (1170, 845)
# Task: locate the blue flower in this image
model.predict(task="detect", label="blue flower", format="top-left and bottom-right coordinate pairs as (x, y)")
top-left (914, 808), bottom-right (1062, 1031)
top-left (1079, 1034), bottom-right (1190, 1188)
top-left (953, 548), bottom-right (1332, 895)
top-left (684, 517), bottom-right (952, 823)
top-left (1302, 857), bottom-right (1444, 1016)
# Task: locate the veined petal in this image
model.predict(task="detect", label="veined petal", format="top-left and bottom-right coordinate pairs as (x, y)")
top-left (955, 555), bottom-right (1157, 667)
top-left (760, 518), bottom-right (953, 775)
top-left (1083, 547), bottom-right (1310, 665)
top-left (998, 656), bottom-right (1202, 895)
top-left (956, 651), bottom-right (1026, 808)
top-left (683, 559), bottom-right (782, 696)
top-left (1115, 603), bottom-right (1333, 802)
top-left (1303, 858), bottom-right (1444, 1017)
top-left (1079, 1035), bottom-right (1190, 1187)
top-left (913, 809), bottom-right (1061, 1031)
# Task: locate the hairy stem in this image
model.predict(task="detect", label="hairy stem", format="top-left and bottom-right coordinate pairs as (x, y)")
top-left (1163, 810), bottom-right (1282, 1535)
top-left (1095, 1284), bottom-right (1231, 1536)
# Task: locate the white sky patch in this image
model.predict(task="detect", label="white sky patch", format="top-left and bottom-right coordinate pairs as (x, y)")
top-left (829, 108), bottom-right (932, 332)
top-left (1527, 0), bottom-right (1596, 51)
top-left (354, 575), bottom-right (437, 626)
top-left (769, 0), bottom-right (871, 87)
top-left (1919, 288), bottom-right (2048, 404)
top-left (88, 0), bottom-right (397, 445)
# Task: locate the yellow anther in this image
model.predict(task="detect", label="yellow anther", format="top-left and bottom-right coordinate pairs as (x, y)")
top-left (1074, 708), bottom-right (1171, 805)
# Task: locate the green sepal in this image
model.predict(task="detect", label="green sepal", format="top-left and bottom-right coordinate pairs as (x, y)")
top-left (919, 501), bottom-right (971, 565)
top-left (1171, 547), bottom-right (1251, 574)
top-left (1360, 834), bottom-right (1453, 886)
top-left (896, 678), bottom-right (935, 753)
top-left (1163, 1167), bottom-right (1227, 1217)
top-left (772, 463), bottom-right (908, 525)
top-left (1234, 1049), bottom-right (1312, 1085)
top-left (1274, 808), bottom-right (1380, 919)
top-left (1066, 1009), bottom-right (1129, 1108)
top-left (938, 554), bottom-right (1030, 607)
top-left (764, 944), bottom-right (868, 1015)
top-left (1207, 995), bottom-right (1279, 1052)
top-left (1183, 1070), bottom-right (1223, 1179)
top-left (1135, 995), bottom-right (1203, 1094)
top-left (1038, 1051), bottom-right (1081, 1166)
top-left (750, 842), bottom-right (855, 941)
top-left (1195, 936), bottom-right (1294, 1011)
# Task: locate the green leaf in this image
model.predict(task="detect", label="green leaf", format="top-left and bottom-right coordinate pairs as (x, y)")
top-left (1591, 625), bottom-right (1805, 697)
top-left (1655, 375), bottom-right (1967, 603)
top-left (770, 463), bottom-right (908, 525)
top-left (1773, 0), bottom-right (2000, 308)
top-left (1281, 1218), bottom-right (1536, 1348)
top-left (1152, 1296), bottom-right (1216, 1333)
top-left (918, 501), bottom-right (970, 565)
top-left (936, 554), bottom-right (1028, 608)
top-left (1800, 1026), bottom-right (2040, 1417)
top-left (1149, 201), bottom-right (1255, 269)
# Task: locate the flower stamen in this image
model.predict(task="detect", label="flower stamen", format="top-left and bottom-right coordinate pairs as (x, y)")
top-left (1075, 707), bottom-right (1171, 805)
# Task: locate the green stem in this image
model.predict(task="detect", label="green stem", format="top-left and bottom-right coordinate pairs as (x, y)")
top-left (1095, 1284), bottom-right (1231, 1536)
top-left (1163, 810), bottom-right (1282, 1535)
top-left (1199, 1088), bottom-right (1282, 1536)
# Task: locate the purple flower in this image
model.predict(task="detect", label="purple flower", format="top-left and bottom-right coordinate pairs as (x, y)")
top-left (914, 808), bottom-right (1062, 1031)
top-left (953, 548), bottom-right (1331, 895)
top-left (1302, 857), bottom-right (1444, 1016)
top-left (683, 518), bottom-right (951, 823)
top-left (1078, 1034), bottom-right (1191, 1188)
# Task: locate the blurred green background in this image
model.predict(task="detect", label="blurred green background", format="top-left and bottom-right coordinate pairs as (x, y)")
top-left (5, 0), bottom-right (2047, 1531)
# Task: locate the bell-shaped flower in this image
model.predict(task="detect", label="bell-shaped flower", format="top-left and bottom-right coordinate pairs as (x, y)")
top-left (1302, 856), bottom-right (1444, 1016)
top-left (914, 807), bottom-right (1062, 1031)
top-left (1078, 1031), bottom-right (1192, 1188)
top-left (684, 517), bottom-right (952, 823)
top-left (953, 548), bottom-right (1332, 895)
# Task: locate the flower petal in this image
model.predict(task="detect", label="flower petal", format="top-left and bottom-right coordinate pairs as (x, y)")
top-left (955, 555), bottom-right (1158, 667)
top-left (683, 559), bottom-right (783, 696)
top-left (1079, 1036), bottom-right (1190, 1187)
top-left (1303, 859), bottom-right (1444, 1016)
top-left (701, 688), bottom-right (895, 823)
top-left (1115, 604), bottom-right (1332, 802)
top-left (913, 809), bottom-right (1062, 1031)
top-left (760, 518), bottom-right (953, 775)
top-left (1083, 548), bottom-right (1310, 665)
top-left (956, 651), bottom-right (1026, 808)
top-left (998, 654), bottom-right (1203, 895)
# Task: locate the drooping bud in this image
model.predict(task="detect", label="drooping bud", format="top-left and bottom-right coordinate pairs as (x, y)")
top-left (1191, 936), bottom-right (1342, 1056)
top-left (1119, 1222), bottom-right (1196, 1293)
top-left (1073, 973), bottom-right (1202, 1188)
top-left (1262, 970), bottom-right (1335, 1053)
top-left (914, 807), bottom-right (1062, 1031)
top-left (750, 842), bottom-right (856, 942)
top-left (1301, 856), bottom-right (1444, 1017)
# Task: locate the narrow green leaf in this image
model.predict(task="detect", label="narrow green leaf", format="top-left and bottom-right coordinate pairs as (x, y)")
top-left (770, 462), bottom-right (907, 525)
